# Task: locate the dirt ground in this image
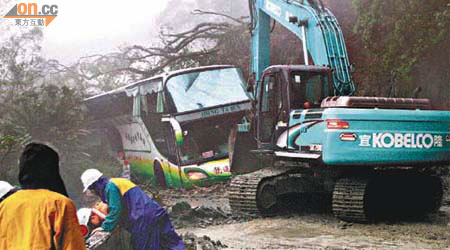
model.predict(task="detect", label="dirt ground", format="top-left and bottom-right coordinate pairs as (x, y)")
top-left (179, 210), bottom-right (450, 250)
top-left (157, 183), bottom-right (450, 250)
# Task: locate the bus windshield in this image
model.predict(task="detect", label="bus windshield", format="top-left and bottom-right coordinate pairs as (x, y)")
top-left (166, 68), bottom-right (249, 113)
top-left (178, 123), bottom-right (229, 166)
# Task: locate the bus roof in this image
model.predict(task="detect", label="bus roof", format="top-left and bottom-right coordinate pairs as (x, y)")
top-left (84, 65), bottom-right (237, 102)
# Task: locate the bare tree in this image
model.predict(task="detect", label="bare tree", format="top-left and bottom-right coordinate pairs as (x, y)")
top-left (48, 10), bottom-right (248, 93)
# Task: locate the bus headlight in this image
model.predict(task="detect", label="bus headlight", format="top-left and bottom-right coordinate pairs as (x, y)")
top-left (187, 171), bottom-right (207, 181)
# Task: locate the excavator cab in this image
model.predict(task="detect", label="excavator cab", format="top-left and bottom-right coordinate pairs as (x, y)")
top-left (288, 68), bottom-right (332, 109)
top-left (230, 65), bottom-right (332, 175)
top-left (256, 65), bottom-right (332, 146)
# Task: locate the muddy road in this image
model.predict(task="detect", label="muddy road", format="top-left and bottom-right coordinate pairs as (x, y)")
top-left (179, 211), bottom-right (450, 250)
top-left (157, 183), bottom-right (450, 250)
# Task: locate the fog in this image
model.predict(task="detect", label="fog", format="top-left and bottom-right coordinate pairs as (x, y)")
top-left (0, 0), bottom-right (249, 64)
top-left (41, 1), bottom-right (168, 63)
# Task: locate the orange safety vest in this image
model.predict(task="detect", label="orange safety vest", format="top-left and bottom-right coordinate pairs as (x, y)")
top-left (0, 189), bottom-right (86, 250)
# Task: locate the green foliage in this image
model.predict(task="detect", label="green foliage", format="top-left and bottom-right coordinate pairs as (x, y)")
top-left (352, 0), bottom-right (450, 98)
top-left (0, 29), bottom-right (94, 192)
top-left (6, 84), bottom-right (86, 144)
top-left (0, 83), bottom-right (88, 182)
top-left (0, 135), bottom-right (21, 181)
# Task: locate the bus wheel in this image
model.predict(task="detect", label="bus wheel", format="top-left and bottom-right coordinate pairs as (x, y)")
top-left (153, 161), bottom-right (167, 188)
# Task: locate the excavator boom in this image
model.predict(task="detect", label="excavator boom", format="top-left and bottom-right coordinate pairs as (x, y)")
top-left (250, 0), bottom-right (355, 95)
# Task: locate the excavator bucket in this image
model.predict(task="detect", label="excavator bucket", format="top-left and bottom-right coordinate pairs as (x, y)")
top-left (229, 126), bottom-right (260, 175)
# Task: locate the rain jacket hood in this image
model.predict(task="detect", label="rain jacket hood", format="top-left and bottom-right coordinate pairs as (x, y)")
top-left (92, 176), bottom-right (109, 202)
top-left (18, 143), bottom-right (68, 197)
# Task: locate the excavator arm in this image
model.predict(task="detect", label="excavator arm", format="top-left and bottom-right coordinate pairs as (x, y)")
top-left (249, 0), bottom-right (355, 95)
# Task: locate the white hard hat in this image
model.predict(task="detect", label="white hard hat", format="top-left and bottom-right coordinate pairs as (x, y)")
top-left (81, 169), bottom-right (103, 192)
top-left (0, 181), bottom-right (14, 199)
top-left (76, 208), bottom-right (92, 238)
top-left (77, 208), bottom-right (92, 226)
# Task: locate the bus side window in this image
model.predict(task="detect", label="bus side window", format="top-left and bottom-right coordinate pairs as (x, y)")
top-left (157, 91), bottom-right (165, 113)
top-left (146, 91), bottom-right (165, 114)
top-left (143, 92), bottom-right (171, 159)
top-left (164, 124), bottom-right (178, 163)
top-left (132, 95), bottom-right (149, 117)
top-left (146, 92), bottom-right (158, 113)
top-left (132, 96), bottom-right (141, 117)
top-left (140, 95), bottom-right (148, 115)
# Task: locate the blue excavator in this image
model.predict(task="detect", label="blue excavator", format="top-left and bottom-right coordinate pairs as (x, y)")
top-left (228, 0), bottom-right (450, 222)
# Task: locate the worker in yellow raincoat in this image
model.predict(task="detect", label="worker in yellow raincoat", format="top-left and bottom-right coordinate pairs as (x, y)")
top-left (0, 143), bottom-right (86, 250)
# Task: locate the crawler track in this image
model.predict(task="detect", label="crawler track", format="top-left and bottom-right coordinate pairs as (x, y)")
top-left (228, 166), bottom-right (295, 215)
top-left (332, 178), bottom-right (369, 223)
top-left (228, 174), bottom-right (262, 214)
top-left (332, 175), bottom-right (444, 223)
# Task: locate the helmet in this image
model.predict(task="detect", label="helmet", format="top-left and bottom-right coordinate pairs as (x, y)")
top-left (81, 169), bottom-right (103, 192)
top-left (76, 208), bottom-right (92, 238)
top-left (77, 208), bottom-right (92, 226)
top-left (0, 181), bottom-right (14, 199)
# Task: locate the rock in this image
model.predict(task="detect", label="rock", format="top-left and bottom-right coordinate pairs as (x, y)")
top-left (169, 202), bottom-right (243, 228)
top-left (170, 201), bottom-right (192, 215)
top-left (182, 232), bottom-right (228, 250)
top-left (338, 222), bottom-right (352, 230)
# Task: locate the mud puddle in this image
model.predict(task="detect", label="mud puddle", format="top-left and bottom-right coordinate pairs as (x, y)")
top-left (179, 211), bottom-right (450, 250)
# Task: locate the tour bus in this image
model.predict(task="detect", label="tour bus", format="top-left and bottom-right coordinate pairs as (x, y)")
top-left (84, 65), bottom-right (252, 189)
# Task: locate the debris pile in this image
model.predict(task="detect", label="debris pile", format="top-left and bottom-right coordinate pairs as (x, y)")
top-left (168, 201), bottom-right (255, 228)
top-left (182, 232), bottom-right (227, 250)
top-left (161, 183), bottom-right (230, 200)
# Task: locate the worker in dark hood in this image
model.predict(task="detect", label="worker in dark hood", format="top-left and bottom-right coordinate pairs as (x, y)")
top-left (0, 143), bottom-right (86, 250)
top-left (0, 181), bottom-right (18, 203)
top-left (18, 142), bottom-right (68, 196)
top-left (81, 168), bottom-right (185, 250)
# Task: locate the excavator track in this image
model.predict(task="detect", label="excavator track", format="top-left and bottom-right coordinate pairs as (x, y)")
top-left (333, 175), bottom-right (444, 223)
top-left (332, 178), bottom-right (369, 223)
top-left (228, 166), bottom-right (295, 215)
top-left (228, 174), bottom-right (262, 214)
